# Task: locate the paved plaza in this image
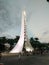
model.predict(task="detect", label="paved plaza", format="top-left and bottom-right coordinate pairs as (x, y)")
top-left (0, 54), bottom-right (49, 65)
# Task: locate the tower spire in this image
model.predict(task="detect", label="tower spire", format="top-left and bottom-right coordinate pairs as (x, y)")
top-left (10, 10), bottom-right (34, 53)
top-left (23, 10), bottom-right (34, 52)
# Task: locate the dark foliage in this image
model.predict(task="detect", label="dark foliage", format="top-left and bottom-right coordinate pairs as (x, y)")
top-left (30, 37), bottom-right (49, 53)
top-left (47, 0), bottom-right (49, 2)
top-left (0, 36), bottom-right (49, 53)
top-left (0, 36), bottom-right (20, 52)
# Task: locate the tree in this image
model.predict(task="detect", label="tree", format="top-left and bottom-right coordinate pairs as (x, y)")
top-left (34, 38), bottom-right (39, 41)
top-left (30, 37), bottom-right (36, 48)
top-left (47, 0), bottom-right (49, 2)
top-left (34, 38), bottom-right (41, 47)
top-left (0, 43), bottom-right (5, 52)
top-left (30, 37), bottom-right (42, 49)
top-left (14, 36), bottom-right (20, 43)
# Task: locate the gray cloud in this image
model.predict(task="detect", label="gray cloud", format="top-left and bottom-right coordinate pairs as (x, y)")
top-left (0, 0), bottom-right (49, 42)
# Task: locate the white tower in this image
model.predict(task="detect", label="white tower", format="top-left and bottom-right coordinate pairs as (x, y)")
top-left (23, 11), bottom-right (34, 52)
top-left (10, 10), bottom-right (34, 53)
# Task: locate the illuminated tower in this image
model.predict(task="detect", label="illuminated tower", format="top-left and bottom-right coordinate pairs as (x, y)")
top-left (10, 10), bottom-right (34, 53)
top-left (23, 11), bottom-right (34, 52)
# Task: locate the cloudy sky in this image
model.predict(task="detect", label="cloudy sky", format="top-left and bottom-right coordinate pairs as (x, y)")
top-left (0, 0), bottom-right (49, 42)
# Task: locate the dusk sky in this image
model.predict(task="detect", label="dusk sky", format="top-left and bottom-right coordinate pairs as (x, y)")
top-left (0, 0), bottom-right (49, 42)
